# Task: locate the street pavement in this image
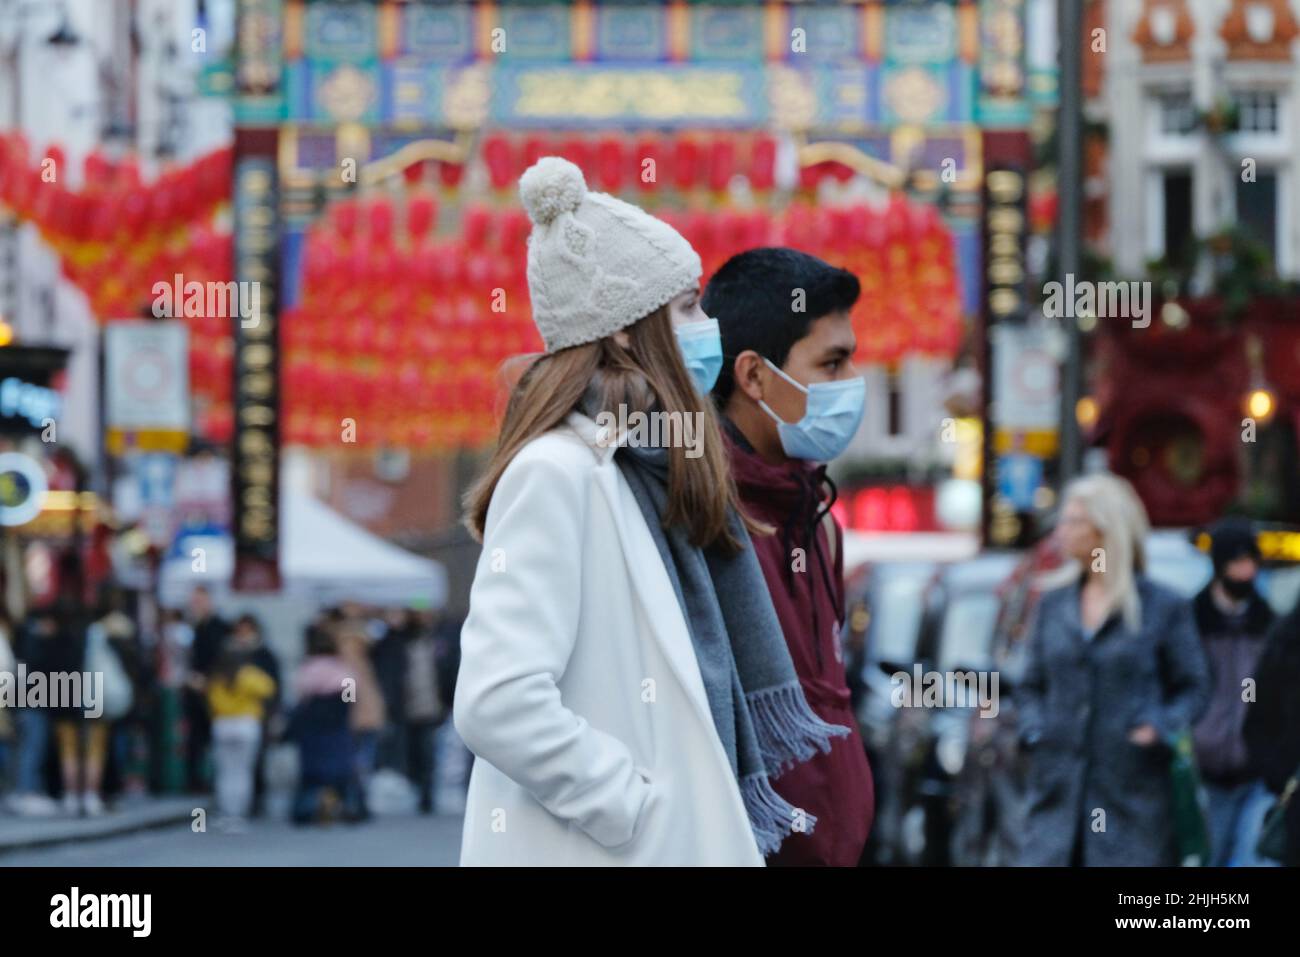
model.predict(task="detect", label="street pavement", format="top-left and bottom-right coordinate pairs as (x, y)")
top-left (0, 812), bottom-right (464, 866)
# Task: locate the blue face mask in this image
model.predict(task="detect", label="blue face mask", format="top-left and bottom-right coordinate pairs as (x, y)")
top-left (758, 358), bottom-right (866, 461)
top-left (674, 318), bottom-right (723, 395)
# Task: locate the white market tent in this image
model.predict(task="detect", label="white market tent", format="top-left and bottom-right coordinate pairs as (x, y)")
top-left (159, 492), bottom-right (448, 610)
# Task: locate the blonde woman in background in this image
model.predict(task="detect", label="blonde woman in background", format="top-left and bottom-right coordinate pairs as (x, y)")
top-left (334, 620), bottom-right (386, 819)
top-left (1015, 473), bottom-right (1211, 866)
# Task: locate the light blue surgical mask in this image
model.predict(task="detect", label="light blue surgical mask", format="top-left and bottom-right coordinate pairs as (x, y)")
top-left (758, 358), bottom-right (866, 461)
top-left (674, 318), bottom-right (723, 395)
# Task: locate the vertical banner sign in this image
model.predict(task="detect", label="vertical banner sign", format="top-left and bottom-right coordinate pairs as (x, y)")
top-left (979, 131), bottom-right (1034, 548)
top-left (232, 0), bottom-right (283, 591)
top-left (231, 154), bottom-right (280, 590)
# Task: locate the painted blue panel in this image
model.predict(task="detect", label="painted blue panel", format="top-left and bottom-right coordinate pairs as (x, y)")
top-left (594, 5), bottom-right (669, 62)
top-left (401, 3), bottom-right (475, 61)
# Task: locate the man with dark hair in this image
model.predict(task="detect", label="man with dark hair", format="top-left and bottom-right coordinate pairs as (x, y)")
top-left (702, 247), bottom-right (874, 866)
top-left (1193, 518), bottom-right (1276, 865)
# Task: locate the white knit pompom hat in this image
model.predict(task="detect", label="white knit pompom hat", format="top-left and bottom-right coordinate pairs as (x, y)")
top-left (519, 156), bottom-right (702, 353)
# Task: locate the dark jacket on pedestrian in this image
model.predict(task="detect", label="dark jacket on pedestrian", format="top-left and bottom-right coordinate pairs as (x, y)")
top-left (289, 655), bottom-right (354, 788)
top-left (189, 614), bottom-right (230, 679)
top-left (1243, 607), bottom-right (1300, 866)
top-left (1191, 585), bottom-right (1273, 784)
top-left (248, 644), bottom-right (282, 715)
top-left (44, 609), bottom-right (90, 721)
top-left (1016, 576), bottom-right (1211, 866)
top-left (723, 423), bottom-right (874, 867)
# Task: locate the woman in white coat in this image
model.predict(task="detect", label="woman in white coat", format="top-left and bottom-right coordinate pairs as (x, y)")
top-left (454, 158), bottom-right (849, 866)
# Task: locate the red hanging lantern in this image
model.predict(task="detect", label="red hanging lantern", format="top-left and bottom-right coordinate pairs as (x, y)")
top-left (707, 139), bottom-right (735, 193)
top-left (521, 136), bottom-right (549, 170)
top-left (744, 210), bottom-right (771, 249)
top-left (367, 196), bottom-right (395, 246)
top-left (407, 194), bottom-right (437, 242)
top-left (117, 156), bottom-right (143, 190)
top-left (462, 205), bottom-right (491, 251)
top-left (594, 137), bottom-right (626, 193)
top-left (498, 209), bottom-right (530, 254)
top-left (83, 149), bottom-right (112, 189)
top-left (560, 138), bottom-right (592, 175)
top-left (332, 199), bottom-right (360, 242)
top-left (798, 162), bottom-right (825, 192)
top-left (439, 161), bottom-right (465, 190)
top-left (750, 134), bottom-right (777, 191)
top-left (483, 134), bottom-right (517, 191)
top-left (671, 139), bottom-right (701, 192)
top-left (401, 160), bottom-right (426, 188)
top-left (829, 161), bottom-right (854, 184)
top-left (150, 177), bottom-right (180, 230)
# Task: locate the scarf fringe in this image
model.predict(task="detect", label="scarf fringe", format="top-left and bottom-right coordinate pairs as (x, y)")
top-left (746, 682), bottom-right (852, 779)
top-left (740, 773), bottom-right (817, 857)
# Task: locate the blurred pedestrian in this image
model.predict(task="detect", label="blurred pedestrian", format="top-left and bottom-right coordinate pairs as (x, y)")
top-left (1244, 603), bottom-right (1300, 866)
top-left (6, 609), bottom-right (59, 817)
top-left (402, 619), bottom-right (443, 815)
top-left (49, 588), bottom-right (122, 818)
top-left (92, 587), bottom-right (148, 800)
top-left (288, 625), bottom-right (358, 824)
top-left (370, 607), bottom-right (412, 772)
top-left (335, 619), bottom-right (385, 817)
top-left (184, 585), bottom-right (229, 793)
top-left (230, 614), bottom-right (281, 816)
top-left (205, 638), bottom-right (276, 831)
top-left (1015, 474), bottom-right (1211, 866)
top-left (702, 247), bottom-right (873, 866)
top-left (154, 608), bottom-right (193, 793)
top-left (455, 157), bottom-right (842, 865)
top-left (1192, 518), bottom-right (1276, 865)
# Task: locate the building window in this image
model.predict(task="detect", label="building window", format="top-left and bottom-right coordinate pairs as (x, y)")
top-left (1236, 169), bottom-right (1278, 260)
top-left (1161, 169), bottom-right (1195, 266)
top-left (1158, 92), bottom-right (1197, 135)
top-left (1233, 91), bottom-right (1279, 134)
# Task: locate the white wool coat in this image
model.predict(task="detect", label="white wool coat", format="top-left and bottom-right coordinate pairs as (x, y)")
top-left (454, 412), bottom-right (763, 866)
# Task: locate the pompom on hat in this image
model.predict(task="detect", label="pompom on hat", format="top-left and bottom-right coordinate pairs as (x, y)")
top-left (519, 157), bottom-right (702, 353)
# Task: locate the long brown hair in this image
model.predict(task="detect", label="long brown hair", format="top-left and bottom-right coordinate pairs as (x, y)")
top-left (465, 306), bottom-right (762, 553)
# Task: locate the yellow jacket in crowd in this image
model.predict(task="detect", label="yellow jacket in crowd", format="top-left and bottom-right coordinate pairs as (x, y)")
top-left (207, 665), bottom-right (276, 720)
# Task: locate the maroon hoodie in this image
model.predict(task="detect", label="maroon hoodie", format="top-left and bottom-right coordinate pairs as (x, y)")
top-left (725, 423), bottom-right (875, 866)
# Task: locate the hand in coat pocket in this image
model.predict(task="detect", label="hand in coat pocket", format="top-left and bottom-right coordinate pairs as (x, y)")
top-left (603, 765), bottom-right (657, 852)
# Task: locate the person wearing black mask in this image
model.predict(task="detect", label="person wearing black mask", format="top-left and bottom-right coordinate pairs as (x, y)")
top-left (1192, 518), bottom-right (1276, 866)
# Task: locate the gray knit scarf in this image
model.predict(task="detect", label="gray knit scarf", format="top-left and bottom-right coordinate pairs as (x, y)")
top-left (613, 437), bottom-right (851, 856)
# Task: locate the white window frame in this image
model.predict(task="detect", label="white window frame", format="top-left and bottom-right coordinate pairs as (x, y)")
top-left (1225, 86), bottom-right (1288, 157)
top-left (1232, 89), bottom-right (1281, 136)
top-left (1145, 86), bottom-right (1201, 164)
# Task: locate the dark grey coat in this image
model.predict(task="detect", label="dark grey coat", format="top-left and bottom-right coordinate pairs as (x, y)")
top-left (1015, 576), bottom-right (1211, 866)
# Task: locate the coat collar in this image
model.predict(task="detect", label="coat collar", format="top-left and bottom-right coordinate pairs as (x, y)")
top-left (564, 411), bottom-right (620, 465)
top-left (1061, 574), bottom-right (1155, 640)
top-left (1193, 583), bottom-right (1273, 636)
